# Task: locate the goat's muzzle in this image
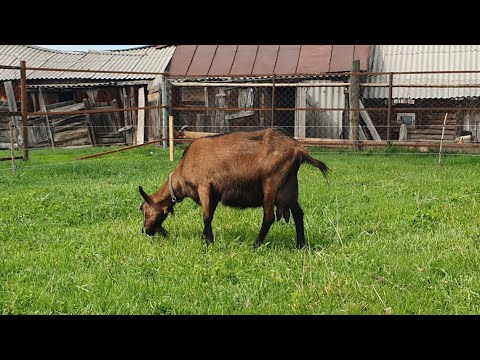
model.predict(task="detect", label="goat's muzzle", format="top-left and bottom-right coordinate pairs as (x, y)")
top-left (142, 226), bottom-right (168, 237)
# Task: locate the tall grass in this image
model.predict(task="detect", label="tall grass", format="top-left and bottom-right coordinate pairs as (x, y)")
top-left (1, 145), bottom-right (480, 314)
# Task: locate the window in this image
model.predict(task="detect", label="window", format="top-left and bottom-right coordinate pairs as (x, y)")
top-left (397, 112), bottom-right (415, 126)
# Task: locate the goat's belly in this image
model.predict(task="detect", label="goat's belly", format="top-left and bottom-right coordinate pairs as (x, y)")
top-left (220, 187), bottom-right (263, 208)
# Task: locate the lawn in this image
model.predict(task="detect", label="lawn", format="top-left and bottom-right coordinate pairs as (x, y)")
top-left (1, 145), bottom-right (480, 314)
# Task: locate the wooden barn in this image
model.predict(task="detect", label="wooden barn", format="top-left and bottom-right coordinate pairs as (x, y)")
top-left (0, 45), bottom-right (174, 149)
top-left (168, 45), bottom-right (371, 139)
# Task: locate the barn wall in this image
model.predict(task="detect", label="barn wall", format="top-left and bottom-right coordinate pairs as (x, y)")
top-left (295, 82), bottom-right (345, 139)
top-left (172, 86), bottom-right (265, 133)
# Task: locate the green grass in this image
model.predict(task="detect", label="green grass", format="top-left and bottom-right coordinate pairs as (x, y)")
top-left (1, 145), bottom-right (480, 314)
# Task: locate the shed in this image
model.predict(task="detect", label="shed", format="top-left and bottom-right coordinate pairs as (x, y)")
top-left (168, 45), bottom-right (371, 139)
top-left (0, 45), bottom-right (174, 148)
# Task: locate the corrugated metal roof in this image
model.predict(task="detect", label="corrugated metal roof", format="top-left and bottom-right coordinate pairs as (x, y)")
top-left (365, 45), bottom-right (480, 99)
top-left (169, 45), bottom-right (371, 77)
top-left (0, 45), bottom-right (174, 82)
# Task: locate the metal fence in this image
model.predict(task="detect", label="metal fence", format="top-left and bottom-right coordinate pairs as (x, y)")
top-left (169, 68), bottom-right (480, 146)
top-left (3, 59), bottom-right (480, 166)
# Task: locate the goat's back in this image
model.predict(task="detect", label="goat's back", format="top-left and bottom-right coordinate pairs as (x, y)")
top-left (179, 129), bottom-right (303, 183)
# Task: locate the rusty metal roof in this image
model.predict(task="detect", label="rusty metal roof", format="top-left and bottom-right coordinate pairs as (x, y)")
top-left (0, 45), bottom-right (174, 82)
top-left (169, 45), bottom-right (370, 77)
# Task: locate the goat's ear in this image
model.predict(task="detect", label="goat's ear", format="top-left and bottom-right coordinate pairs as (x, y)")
top-left (139, 186), bottom-right (153, 205)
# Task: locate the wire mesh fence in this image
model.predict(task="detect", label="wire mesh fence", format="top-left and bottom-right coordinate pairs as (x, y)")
top-left (170, 74), bottom-right (351, 138)
top-left (170, 71), bottom-right (480, 144)
top-left (3, 59), bottom-right (480, 164)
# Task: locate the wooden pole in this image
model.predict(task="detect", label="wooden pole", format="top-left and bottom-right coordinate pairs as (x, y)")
top-left (20, 60), bottom-right (28, 160)
top-left (161, 75), bottom-right (168, 150)
top-left (136, 87), bottom-right (145, 145)
top-left (130, 86), bottom-right (137, 145)
top-left (349, 60), bottom-right (360, 146)
top-left (438, 113), bottom-right (448, 165)
top-left (9, 120), bottom-right (16, 175)
top-left (169, 115), bottom-right (174, 161)
top-left (387, 72), bottom-right (393, 140)
top-left (122, 87), bottom-right (133, 145)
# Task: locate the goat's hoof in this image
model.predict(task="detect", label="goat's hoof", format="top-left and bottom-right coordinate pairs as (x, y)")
top-left (296, 242), bottom-right (306, 250)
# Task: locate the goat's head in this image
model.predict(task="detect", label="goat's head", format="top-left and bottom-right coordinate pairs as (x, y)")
top-left (138, 185), bottom-right (173, 237)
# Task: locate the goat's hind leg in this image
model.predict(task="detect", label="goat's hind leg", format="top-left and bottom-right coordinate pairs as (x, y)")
top-left (291, 202), bottom-right (305, 249)
top-left (198, 186), bottom-right (219, 245)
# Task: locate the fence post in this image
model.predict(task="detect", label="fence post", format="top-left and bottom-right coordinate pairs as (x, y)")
top-left (349, 60), bottom-right (360, 145)
top-left (169, 115), bottom-right (174, 161)
top-left (387, 72), bottom-right (393, 140)
top-left (20, 60), bottom-right (29, 160)
top-left (161, 75), bottom-right (168, 149)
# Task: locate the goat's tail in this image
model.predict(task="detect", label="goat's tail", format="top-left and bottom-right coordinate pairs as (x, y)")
top-left (301, 152), bottom-right (330, 182)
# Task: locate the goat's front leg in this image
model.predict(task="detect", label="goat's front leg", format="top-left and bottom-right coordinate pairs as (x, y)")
top-left (255, 185), bottom-right (277, 248)
top-left (198, 186), bottom-right (218, 245)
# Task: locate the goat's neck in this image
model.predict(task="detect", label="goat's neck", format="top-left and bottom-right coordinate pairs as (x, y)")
top-left (169, 169), bottom-right (185, 202)
top-left (150, 182), bottom-right (173, 206)
top-left (151, 171), bottom-right (184, 205)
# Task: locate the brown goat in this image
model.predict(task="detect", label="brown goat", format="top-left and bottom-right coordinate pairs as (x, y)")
top-left (139, 128), bottom-right (329, 249)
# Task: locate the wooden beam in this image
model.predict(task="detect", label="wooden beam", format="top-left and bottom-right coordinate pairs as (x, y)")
top-left (175, 130), bottom-right (215, 139)
top-left (29, 93), bottom-right (37, 112)
top-left (130, 86), bottom-right (137, 145)
top-left (121, 87), bottom-right (133, 145)
top-left (86, 90), bottom-right (97, 102)
top-left (20, 60), bottom-right (28, 160)
top-left (215, 88), bottom-right (227, 133)
top-left (83, 99), bottom-right (97, 146)
top-left (136, 87), bottom-right (145, 145)
top-left (359, 100), bottom-right (381, 141)
top-left (349, 60), bottom-right (360, 143)
top-left (38, 88), bottom-right (55, 148)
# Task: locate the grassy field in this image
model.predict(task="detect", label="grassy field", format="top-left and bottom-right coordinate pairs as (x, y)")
top-left (1, 144), bottom-right (480, 315)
